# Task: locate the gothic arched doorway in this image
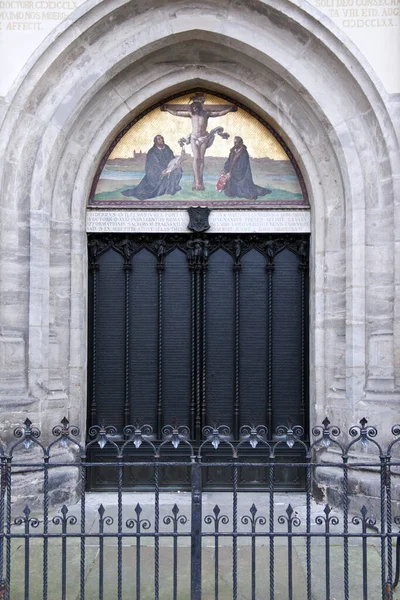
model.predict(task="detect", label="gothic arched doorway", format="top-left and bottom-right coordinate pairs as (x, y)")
top-left (86, 90), bottom-right (310, 490)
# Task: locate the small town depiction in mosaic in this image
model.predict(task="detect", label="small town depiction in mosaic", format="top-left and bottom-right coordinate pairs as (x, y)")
top-left (90, 92), bottom-right (308, 209)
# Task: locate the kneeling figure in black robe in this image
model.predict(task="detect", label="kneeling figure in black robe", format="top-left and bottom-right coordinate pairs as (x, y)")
top-left (222, 136), bottom-right (271, 200)
top-left (122, 135), bottom-right (182, 200)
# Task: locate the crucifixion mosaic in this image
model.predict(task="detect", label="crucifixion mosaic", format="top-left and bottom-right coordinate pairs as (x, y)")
top-left (89, 91), bottom-right (308, 209)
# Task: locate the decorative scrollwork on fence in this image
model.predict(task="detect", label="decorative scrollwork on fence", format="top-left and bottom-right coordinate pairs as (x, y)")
top-left (88, 425), bottom-right (118, 449)
top-left (239, 424), bottom-right (268, 448)
top-left (312, 417), bottom-right (341, 449)
top-left (241, 504), bottom-right (267, 531)
top-left (202, 425), bottom-right (231, 450)
top-left (52, 505), bottom-right (78, 529)
top-left (163, 504), bottom-right (188, 531)
top-left (278, 504), bottom-right (301, 529)
top-left (352, 505), bottom-right (376, 529)
top-left (316, 505), bottom-right (340, 529)
top-left (275, 420), bottom-right (304, 449)
top-left (14, 506), bottom-right (40, 529)
top-left (52, 417), bottom-right (80, 448)
top-left (350, 417), bottom-right (378, 442)
top-left (98, 504), bottom-right (114, 528)
top-left (123, 423), bottom-right (154, 449)
top-left (126, 504), bottom-right (151, 532)
top-left (161, 424), bottom-right (191, 449)
top-left (204, 505), bottom-right (229, 532)
top-left (2, 415), bottom-right (400, 458)
top-left (13, 418), bottom-right (41, 450)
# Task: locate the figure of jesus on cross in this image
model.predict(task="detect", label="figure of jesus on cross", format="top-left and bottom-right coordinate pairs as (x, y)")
top-left (161, 93), bottom-right (237, 191)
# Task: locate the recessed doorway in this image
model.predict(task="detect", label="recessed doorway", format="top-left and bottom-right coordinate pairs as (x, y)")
top-left (87, 232), bottom-right (309, 490)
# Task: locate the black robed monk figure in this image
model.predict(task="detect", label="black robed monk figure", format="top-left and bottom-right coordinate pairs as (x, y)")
top-left (122, 135), bottom-right (183, 200)
top-left (221, 136), bottom-right (271, 200)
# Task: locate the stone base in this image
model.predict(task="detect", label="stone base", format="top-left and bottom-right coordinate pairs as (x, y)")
top-left (313, 466), bottom-right (400, 520)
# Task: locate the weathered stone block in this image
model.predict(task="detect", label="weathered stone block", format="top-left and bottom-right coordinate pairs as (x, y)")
top-left (0, 331), bottom-right (26, 390)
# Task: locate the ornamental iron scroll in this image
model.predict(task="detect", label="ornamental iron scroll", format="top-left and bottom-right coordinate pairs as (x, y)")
top-left (5, 415), bottom-right (399, 458)
top-left (311, 417), bottom-right (341, 450)
top-left (238, 424), bottom-right (269, 449)
top-left (122, 423), bottom-right (155, 451)
top-left (12, 418), bottom-right (42, 453)
top-left (51, 417), bottom-right (80, 450)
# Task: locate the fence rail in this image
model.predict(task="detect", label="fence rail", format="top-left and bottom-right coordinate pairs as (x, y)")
top-left (0, 417), bottom-right (400, 600)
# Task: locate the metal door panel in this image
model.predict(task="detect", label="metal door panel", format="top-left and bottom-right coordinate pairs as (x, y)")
top-left (87, 233), bottom-right (309, 490)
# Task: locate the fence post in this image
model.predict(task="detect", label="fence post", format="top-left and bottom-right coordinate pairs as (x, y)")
top-left (0, 452), bottom-right (6, 600)
top-left (191, 456), bottom-right (202, 600)
top-left (0, 444), bottom-right (6, 600)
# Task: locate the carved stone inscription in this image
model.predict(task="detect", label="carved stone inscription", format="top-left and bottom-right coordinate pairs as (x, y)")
top-left (86, 210), bottom-right (311, 233)
top-left (209, 211), bottom-right (310, 232)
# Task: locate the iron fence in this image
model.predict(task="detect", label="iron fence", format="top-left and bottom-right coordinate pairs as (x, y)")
top-left (0, 417), bottom-right (400, 599)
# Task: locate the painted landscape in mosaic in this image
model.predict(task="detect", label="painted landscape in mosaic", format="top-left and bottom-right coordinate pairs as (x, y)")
top-left (90, 92), bottom-right (308, 208)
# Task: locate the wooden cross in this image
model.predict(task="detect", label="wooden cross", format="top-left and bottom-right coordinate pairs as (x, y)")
top-left (161, 93), bottom-right (236, 115)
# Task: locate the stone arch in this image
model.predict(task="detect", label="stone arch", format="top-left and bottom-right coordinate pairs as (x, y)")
top-left (0, 0), bottom-right (398, 438)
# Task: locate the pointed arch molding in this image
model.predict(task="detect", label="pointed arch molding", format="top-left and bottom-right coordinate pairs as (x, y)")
top-left (0, 0), bottom-right (399, 433)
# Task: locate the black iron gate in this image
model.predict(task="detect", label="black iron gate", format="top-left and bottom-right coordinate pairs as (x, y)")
top-left (1, 416), bottom-right (400, 600)
top-left (87, 233), bottom-right (309, 490)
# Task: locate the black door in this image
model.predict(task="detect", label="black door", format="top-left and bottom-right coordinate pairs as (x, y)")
top-left (87, 233), bottom-right (309, 490)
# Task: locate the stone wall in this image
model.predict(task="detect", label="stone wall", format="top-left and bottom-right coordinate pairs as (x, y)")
top-left (0, 0), bottom-right (399, 455)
